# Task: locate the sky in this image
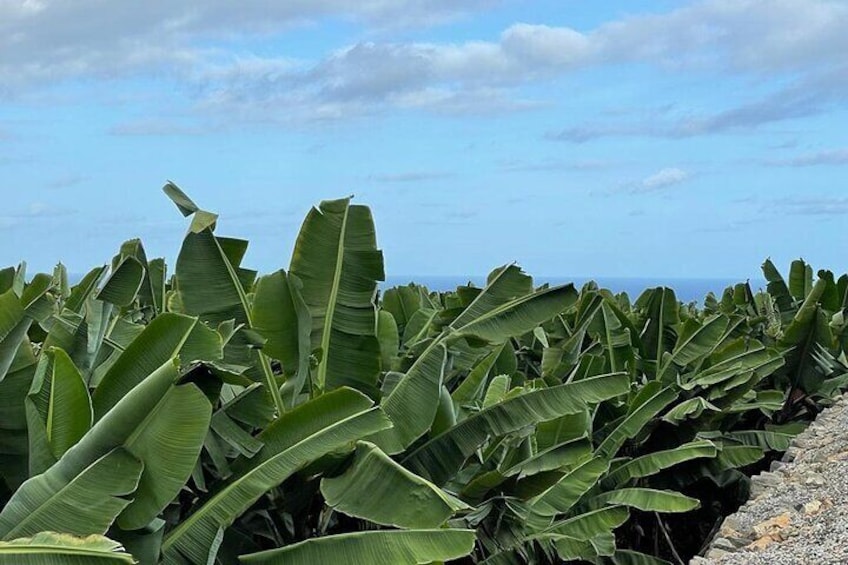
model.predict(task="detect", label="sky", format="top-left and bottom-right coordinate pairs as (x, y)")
top-left (1, 0), bottom-right (847, 281)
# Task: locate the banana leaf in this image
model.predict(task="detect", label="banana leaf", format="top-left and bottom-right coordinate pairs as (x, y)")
top-left (160, 388), bottom-right (391, 565)
top-left (0, 532), bottom-right (135, 564)
top-left (239, 529), bottom-right (476, 565)
top-left (289, 197), bottom-right (384, 396)
top-left (321, 441), bottom-right (467, 528)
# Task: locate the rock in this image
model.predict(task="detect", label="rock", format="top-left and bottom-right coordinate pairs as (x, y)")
top-left (769, 460), bottom-right (788, 473)
top-left (706, 548), bottom-right (730, 559)
top-left (747, 535), bottom-right (776, 551)
top-left (803, 472), bottom-right (826, 487)
top-left (752, 512), bottom-right (791, 539)
top-left (803, 500), bottom-right (823, 515)
top-left (712, 537), bottom-right (736, 551)
top-left (750, 472), bottom-right (783, 497)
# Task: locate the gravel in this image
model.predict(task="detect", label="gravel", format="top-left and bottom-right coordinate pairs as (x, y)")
top-left (692, 395), bottom-right (848, 564)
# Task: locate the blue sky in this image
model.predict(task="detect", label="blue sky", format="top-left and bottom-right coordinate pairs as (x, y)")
top-left (1, 0), bottom-right (846, 280)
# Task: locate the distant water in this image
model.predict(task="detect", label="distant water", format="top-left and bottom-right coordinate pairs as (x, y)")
top-left (383, 276), bottom-right (768, 304)
top-left (66, 272), bottom-right (765, 305)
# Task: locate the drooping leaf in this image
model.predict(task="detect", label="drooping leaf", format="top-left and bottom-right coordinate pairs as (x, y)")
top-left (239, 529), bottom-right (476, 565)
top-left (594, 488), bottom-right (700, 513)
top-left (604, 440), bottom-right (717, 487)
top-left (0, 359), bottom-right (182, 539)
top-left (117, 383), bottom-right (212, 530)
top-left (321, 441), bottom-right (467, 528)
top-left (161, 388), bottom-right (391, 565)
top-left (596, 386), bottom-right (678, 459)
top-left (1, 448), bottom-right (143, 540)
top-left (528, 458), bottom-right (609, 516)
top-left (403, 373), bottom-right (629, 485)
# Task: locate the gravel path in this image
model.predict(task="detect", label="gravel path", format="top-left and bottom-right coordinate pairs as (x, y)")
top-left (692, 395), bottom-right (848, 564)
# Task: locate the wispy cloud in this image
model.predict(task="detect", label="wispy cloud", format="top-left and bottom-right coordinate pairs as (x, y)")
top-left (636, 168), bottom-right (691, 192)
top-left (547, 66), bottom-right (848, 142)
top-left (766, 197), bottom-right (848, 216)
top-left (765, 147), bottom-right (848, 167)
top-left (108, 119), bottom-right (212, 136)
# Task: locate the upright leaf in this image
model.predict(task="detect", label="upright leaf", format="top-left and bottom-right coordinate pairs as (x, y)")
top-left (289, 198), bottom-right (385, 395)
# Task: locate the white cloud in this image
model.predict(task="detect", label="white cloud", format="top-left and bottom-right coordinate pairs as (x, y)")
top-left (1, 0), bottom-right (847, 126)
top-left (766, 147), bottom-right (848, 167)
top-left (639, 168), bottom-right (690, 191)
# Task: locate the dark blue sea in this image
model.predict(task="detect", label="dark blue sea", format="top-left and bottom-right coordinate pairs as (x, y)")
top-left (383, 276), bottom-right (768, 304)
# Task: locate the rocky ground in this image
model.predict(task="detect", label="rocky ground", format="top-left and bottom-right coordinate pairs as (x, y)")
top-left (692, 395), bottom-right (848, 564)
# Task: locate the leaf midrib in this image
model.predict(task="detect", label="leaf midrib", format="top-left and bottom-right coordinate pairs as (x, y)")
top-left (316, 203), bottom-right (350, 393)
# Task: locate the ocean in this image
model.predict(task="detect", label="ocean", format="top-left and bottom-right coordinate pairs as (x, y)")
top-left (383, 276), bottom-right (769, 304)
top-left (65, 272), bottom-right (766, 305)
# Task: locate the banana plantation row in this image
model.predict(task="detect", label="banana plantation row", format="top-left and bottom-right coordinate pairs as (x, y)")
top-left (0, 183), bottom-right (845, 564)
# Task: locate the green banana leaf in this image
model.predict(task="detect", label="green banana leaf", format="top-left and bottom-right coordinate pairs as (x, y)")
top-left (593, 488), bottom-right (699, 512)
top-left (65, 267), bottom-right (108, 314)
top-left (0, 532), bottom-right (135, 564)
top-left (658, 314), bottom-right (728, 380)
top-left (590, 301), bottom-right (635, 375)
top-left (164, 182), bottom-right (283, 414)
top-left (636, 287), bottom-right (679, 369)
top-left (95, 256), bottom-right (144, 308)
top-left (321, 441), bottom-right (467, 528)
top-left (251, 270), bottom-right (312, 406)
top-left (369, 340), bottom-right (448, 454)
top-left (551, 531), bottom-right (616, 561)
top-left (452, 346), bottom-right (501, 405)
top-left (448, 265), bottom-right (534, 330)
top-left (0, 359), bottom-right (200, 539)
top-left (449, 283), bottom-right (578, 344)
top-left (544, 506), bottom-right (630, 540)
top-left (26, 348), bottom-right (92, 475)
top-left (289, 197), bottom-right (384, 396)
top-left (604, 440), bottom-right (717, 487)
top-left (402, 373), bottom-right (629, 486)
top-left (117, 383), bottom-right (212, 530)
top-left (528, 457), bottom-right (609, 516)
top-left (788, 259), bottom-right (813, 301)
top-left (503, 437), bottom-right (592, 479)
top-left (377, 310), bottom-right (399, 368)
top-left (762, 259), bottom-right (793, 312)
top-left (161, 388), bottom-right (391, 565)
top-left (239, 529), bottom-right (476, 565)
top-left (382, 285), bottom-right (421, 332)
top-left (0, 286), bottom-right (51, 383)
top-left (2, 448), bottom-right (142, 539)
top-left (596, 385), bottom-right (678, 459)
top-left (779, 277), bottom-right (834, 393)
top-left (91, 313), bottom-right (197, 418)
top-left (0, 337), bottom-right (38, 488)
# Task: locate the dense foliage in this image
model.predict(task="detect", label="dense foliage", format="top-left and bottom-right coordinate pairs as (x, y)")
top-left (1, 184), bottom-right (847, 564)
